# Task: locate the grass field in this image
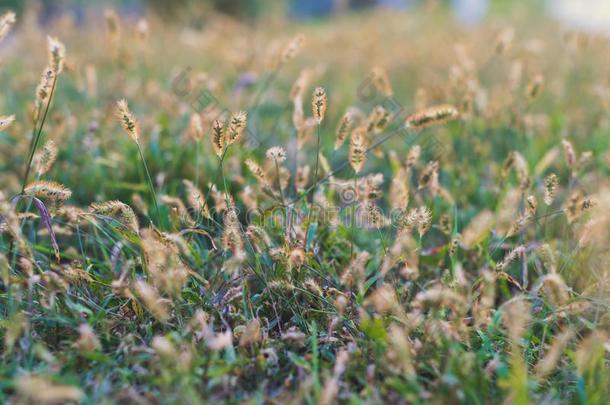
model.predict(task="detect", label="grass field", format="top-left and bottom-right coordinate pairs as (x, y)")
top-left (0, 3), bottom-right (609, 404)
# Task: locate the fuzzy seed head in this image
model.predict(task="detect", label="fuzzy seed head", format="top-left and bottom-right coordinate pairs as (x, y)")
top-left (47, 36), bottom-right (66, 74)
top-left (116, 99), bottom-right (140, 143)
top-left (90, 200), bottom-right (139, 234)
top-left (134, 280), bottom-right (169, 323)
top-left (36, 66), bottom-right (56, 105)
top-left (245, 159), bottom-right (268, 186)
top-left (226, 110), bottom-right (247, 145)
top-left (35, 140), bottom-right (58, 177)
top-left (182, 180), bottom-right (210, 219)
top-left (349, 127), bottom-right (368, 173)
top-left (335, 111), bottom-right (353, 150)
top-left (405, 104), bottom-right (459, 129)
top-left (544, 173), bottom-right (558, 205)
top-left (312, 86), bottom-right (327, 123)
top-left (0, 11), bottom-right (16, 44)
top-left (561, 139), bottom-right (576, 167)
top-left (212, 119), bottom-right (225, 157)
top-left (266, 146), bottom-right (287, 162)
top-left (24, 181), bottom-right (72, 203)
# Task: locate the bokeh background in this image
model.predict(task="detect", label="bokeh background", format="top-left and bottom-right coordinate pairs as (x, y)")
top-left (1, 0), bottom-right (609, 34)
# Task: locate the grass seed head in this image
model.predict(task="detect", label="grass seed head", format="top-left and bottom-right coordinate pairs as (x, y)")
top-left (562, 139), bottom-right (576, 167)
top-left (134, 280), bottom-right (169, 323)
top-left (0, 11), bottom-right (16, 44)
top-left (47, 36), bottom-right (66, 74)
top-left (226, 110), bottom-right (247, 145)
top-left (335, 111), bottom-right (353, 150)
top-left (36, 66), bottom-right (56, 106)
top-left (182, 180), bottom-right (211, 219)
top-left (35, 140), bottom-right (58, 177)
top-left (24, 181), bottom-right (71, 203)
top-left (349, 127), bottom-right (368, 173)
top-left (266, 146), bottom-right (287, 162)
top-left (312, 86), bottom-right (327, 123)
top-left (245, 158), bottom-right (268, 186)
top-left (405, 104), bottom-right (459, 129)
top-left (539, 273), bottom-right (569, 306)
top-left (544, 173), bottom-right (558, 205)
top-left (116, 99), bottom-right (140, 143)
top-left (211, 119), bottom-right (225, 157)
top-left (90, 200), bottom-right (139, 234)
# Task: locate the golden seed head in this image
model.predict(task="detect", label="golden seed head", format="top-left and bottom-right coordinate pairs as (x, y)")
top-left (116, 99), bottom-right (140, 143)
top-left (182, 180), bottom-right (210, 219)
top-left (36, 66), bottom-right (56, 105)
top-left (406, 145), bottom-right (421, 168)
top-left (266, 146), bottom-right (287, 162)
top-left (24, 181), bottom-right (72, 203)
top-left (349, 127), bottom-right (368, 173)
top-left (222, 205), bottom-right (244, 255)
top-left (364, 201), bottom-right (384, 228)
top-left (418, 160), bottom-right (439, 189)
top-left (561, 139), bottom-right (576, 167)
top-left (312, 86), bottom-right (327, 123)
top-left (526, 194), bottom-right (537, 215)
top-left (413, 206), bottom-right (432, 237)
top-left (35, 140), bottom-right (58, 177)
top-left (211, 119), bottom-right (225, 157)
top-left (245, 158), bottom-right (268, 186)
top-left (335, 111), bottom-right (353, 150)
top-left (226, 110), bottom-right (247, 145)
top-left (134, 280), bottom-right (169, 322)
top-left (47, 36), bottom-right (66, 74)
top-left (365, 105), bottom-right (390, 134)
top-left (540, 273), bottom-right (569, 306)
top-left (90, 200), bottom-right (139, 234)
top-left (405, 104), bottom-right (459, 129)
top-left (544, 173), bottom-right (558, 205)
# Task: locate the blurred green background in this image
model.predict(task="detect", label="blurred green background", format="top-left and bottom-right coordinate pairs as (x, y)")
top-left (0, 0), bottom-right (546, 22)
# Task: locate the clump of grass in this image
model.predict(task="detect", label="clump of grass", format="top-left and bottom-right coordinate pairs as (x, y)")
top-left (0, 4), bottom-right (609, 404)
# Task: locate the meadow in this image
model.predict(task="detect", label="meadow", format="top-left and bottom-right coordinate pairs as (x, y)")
top-left (0, 3), bottom-right (609, 404)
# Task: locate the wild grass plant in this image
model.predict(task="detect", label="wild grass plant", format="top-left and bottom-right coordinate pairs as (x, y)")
top-left (0, 4), bottom-right (609, 404)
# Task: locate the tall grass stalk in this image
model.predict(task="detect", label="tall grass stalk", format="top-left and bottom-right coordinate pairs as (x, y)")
top-left (20, 75), bottom-right (58, 194)
top-left (305, 123), bottom-right (321, 251)
top-left (136, 142), bottom-right (160, 224)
